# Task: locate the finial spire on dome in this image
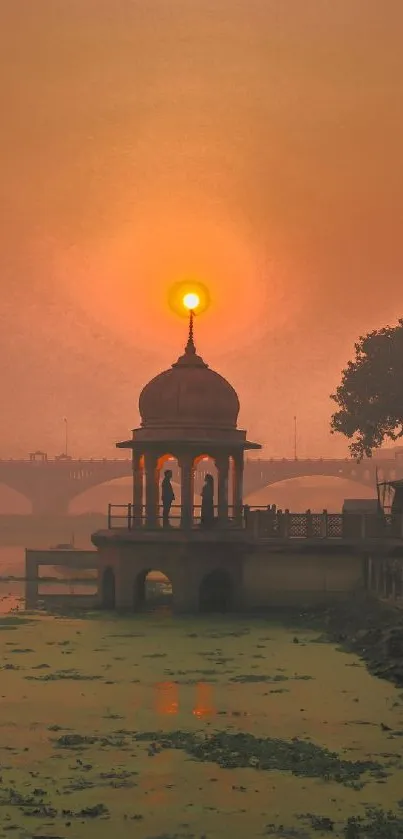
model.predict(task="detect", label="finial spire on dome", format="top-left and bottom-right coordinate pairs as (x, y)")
top-left (185, 309), bottom-right (196, 355)
top-left (182, 291), bottom-right (200, 355)
top-left (173, 291), bottom-right (207, 368)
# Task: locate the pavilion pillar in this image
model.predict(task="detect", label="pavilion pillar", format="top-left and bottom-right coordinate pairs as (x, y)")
top-left (144, 453), bottom-right (159, 529)
top-left (232, 451), bottom-right (244, 525)
top-left (132, 453), bottom-right (144, 527)
top-left (179, 454), bottom-right (194, 529)
top-left (216, 455), bottom-right (229, 525)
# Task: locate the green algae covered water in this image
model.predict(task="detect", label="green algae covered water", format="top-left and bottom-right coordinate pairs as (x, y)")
top-left (0, 610), bottom-right (403, 838)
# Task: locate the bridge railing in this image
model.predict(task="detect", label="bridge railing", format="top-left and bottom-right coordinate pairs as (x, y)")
top-left (0, 458), bottom-right (132, 463)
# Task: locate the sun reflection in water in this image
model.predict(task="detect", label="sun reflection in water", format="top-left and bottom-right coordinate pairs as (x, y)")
top-left (154, 681), bottom-right (179, 716)
top-left (192, 682), bottom-right (216, 719)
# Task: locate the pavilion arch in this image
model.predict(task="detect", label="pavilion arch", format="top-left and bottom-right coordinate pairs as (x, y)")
top-left (192, 453), bottom-right (219, 475)
top-left (101, 567), bottom-right (116, 609)
top-left (199, 568), bottom-right (233, 613)
top-left (156, 453), bottom-right (180, 490)
top-left (193, 453), bottom-right (217, 467)
top-left (193, 454), bottom-right (240, 522)
top-left (156, 453), bottom-right (181, 526)
top-left (133, 568), bottom-right (173, 611)
top-left (157, 452), bottom-right (178, 470)
top-left (192, 454), bottom-right (218, 498)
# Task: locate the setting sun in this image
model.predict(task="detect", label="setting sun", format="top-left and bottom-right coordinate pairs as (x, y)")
top-left (183, 292), bottom-right (200, 311)
top-left (167, 280), bottom-right (211, 321)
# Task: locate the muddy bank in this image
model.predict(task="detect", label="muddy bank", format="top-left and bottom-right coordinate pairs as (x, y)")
top-left (278, 595), bottom-right (403, 688)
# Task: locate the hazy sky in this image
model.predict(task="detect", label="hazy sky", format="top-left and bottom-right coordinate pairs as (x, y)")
top-left (1, 1), bottom-right (402, 459)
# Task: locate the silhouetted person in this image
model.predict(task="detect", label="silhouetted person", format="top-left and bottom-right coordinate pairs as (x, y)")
top-left (201, 474), bottom-right (215, 529)
top-left (162, 469), bottom-right (175, 528)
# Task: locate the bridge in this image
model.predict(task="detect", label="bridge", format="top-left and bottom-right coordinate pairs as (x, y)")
top-left (0, 457), bottom-right (132, 515)
top-left (0, 453), bottom-right (402, 515)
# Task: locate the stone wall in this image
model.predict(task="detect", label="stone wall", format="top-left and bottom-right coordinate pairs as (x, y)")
top-left (242, 548), bottom-right (365, 609)
top-left (27, 540), bottom-right (398, 615)
top-left (95, 538), bottom-right (369, 613)
top-left (36, 593), bottom-right (98, 609)
top-left (95, 538), bottom-right (246, 613)
top-left (367, 555), bottom-right (403, 603)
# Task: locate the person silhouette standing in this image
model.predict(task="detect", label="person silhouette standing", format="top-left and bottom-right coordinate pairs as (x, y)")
top-left (161, 469), bottom-right (175, 528)
top-left (200, 473), bottom-right (215, 529)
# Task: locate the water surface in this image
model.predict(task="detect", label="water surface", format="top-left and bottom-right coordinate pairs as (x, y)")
top-left (0, 608), bottom-right (402, 837)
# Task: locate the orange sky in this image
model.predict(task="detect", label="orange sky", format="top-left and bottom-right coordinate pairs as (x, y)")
top-left (1, 1), bottom-right (403, 459)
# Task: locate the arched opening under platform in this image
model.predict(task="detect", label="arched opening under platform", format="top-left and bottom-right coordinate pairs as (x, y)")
top-left (133, 569), bottom-right (173, 611)
top-left (101, 567), bottom-right (116, 609)
top-left (199, 569), bottom-right (233, 613)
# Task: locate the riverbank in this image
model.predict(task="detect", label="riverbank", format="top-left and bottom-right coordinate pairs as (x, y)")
top-left (275, 594), bottom-right (403, 689)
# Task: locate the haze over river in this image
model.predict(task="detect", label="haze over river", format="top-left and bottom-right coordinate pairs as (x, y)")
top-left (0, 474), bottom-right (376, 516)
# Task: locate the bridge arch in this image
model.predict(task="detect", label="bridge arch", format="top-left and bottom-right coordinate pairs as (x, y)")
top-left (0, 484), bottom-right (32, 513)
top-left (245, 475), bottom-right (378, 513)
top-left (242, 459), bottom-right (385, 498)
top-left (0, 459), bottom-right (133, 516)
top-left (246, 471), bottom-right (376, 493)
top-left (0, 457), bottom-right (398, 516)
top-left (68, 476), bottom-right (132, 514)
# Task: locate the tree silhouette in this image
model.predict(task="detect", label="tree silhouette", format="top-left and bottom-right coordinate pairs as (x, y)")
top-left (330, 319), bottom-right (403, 460)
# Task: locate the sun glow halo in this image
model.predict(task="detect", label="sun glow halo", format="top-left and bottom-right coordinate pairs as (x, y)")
top-left (183, 292), bottom-right (200, 311)
top-left (168, 281), bottom-right (210, 319)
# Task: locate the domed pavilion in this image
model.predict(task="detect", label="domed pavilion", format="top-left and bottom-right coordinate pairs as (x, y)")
top-left (116, 314), bottom-right (261, 529)
top-left (91, 311), bottom-right (261, 613)
top-left (89, 311), bottom-right (369, 615)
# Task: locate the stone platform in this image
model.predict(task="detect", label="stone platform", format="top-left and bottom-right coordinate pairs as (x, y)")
top-left (24, 526), bottom-right (403, 613)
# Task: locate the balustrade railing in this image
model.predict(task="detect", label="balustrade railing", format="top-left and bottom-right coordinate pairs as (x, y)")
top-left (106, 503), bottom-right (403, 538)
top-left (243, 508), bottom-right (344, 538)
top-left (107, 504), bottom-right (240, 530)
top-left (244, 507), bottom-right (403, 539)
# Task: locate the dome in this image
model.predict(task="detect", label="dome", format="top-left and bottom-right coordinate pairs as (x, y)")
top-left (139, 335), bottom-right (240, 430)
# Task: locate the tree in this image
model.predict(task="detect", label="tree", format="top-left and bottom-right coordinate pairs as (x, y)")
top-left (330, 319), bottom-right (403, 461)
